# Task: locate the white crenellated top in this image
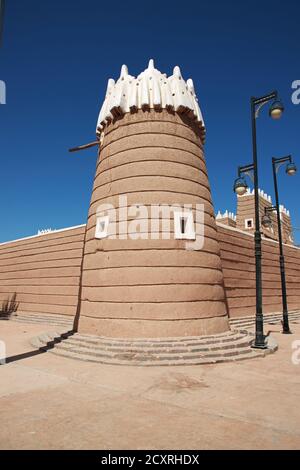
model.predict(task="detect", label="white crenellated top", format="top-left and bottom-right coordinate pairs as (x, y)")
top-left (236, 189), bottom-right (291, 217)
top-left (37, 228), bottom-right (57, 235)
top-left (216, 210), bottom-right (237, 222)
top-left (279, 205), bottom-right (290, 217)
top-left (96, 59), bottom-right (205, 136)
top-left (237, 188), bottom-right (272, 203)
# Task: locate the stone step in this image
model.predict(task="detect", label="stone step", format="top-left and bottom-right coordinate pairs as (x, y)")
top-left (14, 312), bottom-right (70, 319)
top-left (64, 335), bottom-right (244, 351)
top-left (14, 312), bottom-right (71, 319)
top-left (13, 317), bottom-right (72, 326)
top-left (30, 330), bottom-right (277, 366)
top-left (71, 332), bottom-right (245, 349)
top-left (58, 337), bottom-right (249, 355)
top-left (11, 315), bottom-right (73, 327)
top-left (49, 345), bottom-right (266, 366)
top-left (30, 330), bottom-right (74, 349)
top-left (230, 311), bottom-right (300, 325)
top-left (75, 329), bottom-right (243, 344)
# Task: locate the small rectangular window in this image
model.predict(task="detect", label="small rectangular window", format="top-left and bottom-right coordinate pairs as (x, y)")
top-left (95, 215), bottom-right (109, 239)
top-left (174, 211), bottom-right (196, 240)
top-left (245, 218), bottom-right (253, 229)
top-left (180, 217), bottom-right (187, 234)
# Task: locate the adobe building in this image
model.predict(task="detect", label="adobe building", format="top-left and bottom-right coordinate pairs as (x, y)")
top-left (0, 60), bottom-right (299, 341)
top-left (217, 189), bottom-right (294, 245)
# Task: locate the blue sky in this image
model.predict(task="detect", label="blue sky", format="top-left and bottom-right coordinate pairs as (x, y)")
top-left (0, 0), bottom-right (299, 243)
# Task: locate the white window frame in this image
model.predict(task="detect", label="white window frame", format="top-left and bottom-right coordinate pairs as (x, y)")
top-left (245, 218), bottom-right (254, 230)
top-left (174, 211), bottom-right (196, 240)
top-left (95, 215), bottom-right (109, 239)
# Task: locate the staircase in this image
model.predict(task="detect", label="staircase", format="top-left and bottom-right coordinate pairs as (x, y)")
top-left (230, 310), bottom-right (300, 330)
top-left (30, 329), bottom-right (277, 366)
top-left (6, 312), bottom-right (73, 329)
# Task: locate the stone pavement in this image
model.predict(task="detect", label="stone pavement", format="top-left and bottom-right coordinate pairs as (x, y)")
top-left (0, 318), bottom-right (300, 450)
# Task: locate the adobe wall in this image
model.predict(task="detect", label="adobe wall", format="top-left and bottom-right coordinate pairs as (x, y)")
top-left (1, 219), bottom-right (299, 323)
top-left (0, 225), bottom-right (85, 317)
top-left (217, 222), bottom-right (300, 317)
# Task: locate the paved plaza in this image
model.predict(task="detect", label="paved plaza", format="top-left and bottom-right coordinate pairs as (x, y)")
top-left (0, 317), bottom-right (300, 450)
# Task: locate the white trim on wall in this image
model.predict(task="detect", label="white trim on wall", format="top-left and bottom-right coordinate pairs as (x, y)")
top-left (0, 224), bottom-right (86, 246)
top-left (95, 216), bottom-right (109, 239)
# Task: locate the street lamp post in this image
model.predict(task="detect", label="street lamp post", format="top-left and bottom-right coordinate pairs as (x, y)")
top-left (262, 156), bottom-right (297, 334)
top-left (233, 91), bottom-right (284, 349)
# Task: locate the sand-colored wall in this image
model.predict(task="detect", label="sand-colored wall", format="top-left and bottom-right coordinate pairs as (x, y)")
top-left (0, 220), bottom-right (299, 323)
top-left (77, 110), bottom-right (229, 337)
top-left (217, 223), bottom-right (300, 317)
top-left (0, 225), bottom-right (85, 317)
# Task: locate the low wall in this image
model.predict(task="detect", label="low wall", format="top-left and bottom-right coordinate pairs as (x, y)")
top-left (0, 225), bottom-right (85, 317)
top-left (217, 223), bottom-right (300, 317)
top-left (0, 222), bottom-right (299, 320)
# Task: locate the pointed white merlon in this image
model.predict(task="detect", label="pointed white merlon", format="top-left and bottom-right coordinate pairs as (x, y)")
top-left (105, 78), bottom-right (115, 96)
top-left (140, 76), bottom-right (150, 107)
top-left (173, 66), bottom-right (182, 78)
top-left (120, 64), bottom-right (128, 79)
top-left (148, 59), bottom-right (155, 70)
top-left (107, 78), bottom-right (115, 88)
top-left (187, 78), bottom-right (195, 94)
top-left (152, 78), bottom-right (161, 107)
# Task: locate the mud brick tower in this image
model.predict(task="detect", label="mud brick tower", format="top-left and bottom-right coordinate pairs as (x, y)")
top-left (236, 189), bottom-right (294, 245)
top-left (76, 60), bottom-right (229, 338)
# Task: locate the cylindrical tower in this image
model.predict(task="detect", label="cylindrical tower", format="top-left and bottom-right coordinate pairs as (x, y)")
top-left (77, 60), bottom-right (229, 338)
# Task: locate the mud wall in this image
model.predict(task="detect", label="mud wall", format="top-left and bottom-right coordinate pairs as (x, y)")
top-left (0, 225), bottom-right (85, 317)
top-left (1, 220), bottom-right (299, 321)
top-left (217, 223), bottom-right (300, 317)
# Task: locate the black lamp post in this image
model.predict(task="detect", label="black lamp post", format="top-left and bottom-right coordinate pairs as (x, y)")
top-left (233, 91), bottom-right (284, 349)
top-left (262, 156), bottom-right (297, 334)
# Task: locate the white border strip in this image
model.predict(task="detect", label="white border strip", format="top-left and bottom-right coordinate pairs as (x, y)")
top-left (216, 221), bottom-right (300, 251)
top-left (1, 221), bottom-right (299, 252)
top-left (0, 224), bottom-right (86, 246)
